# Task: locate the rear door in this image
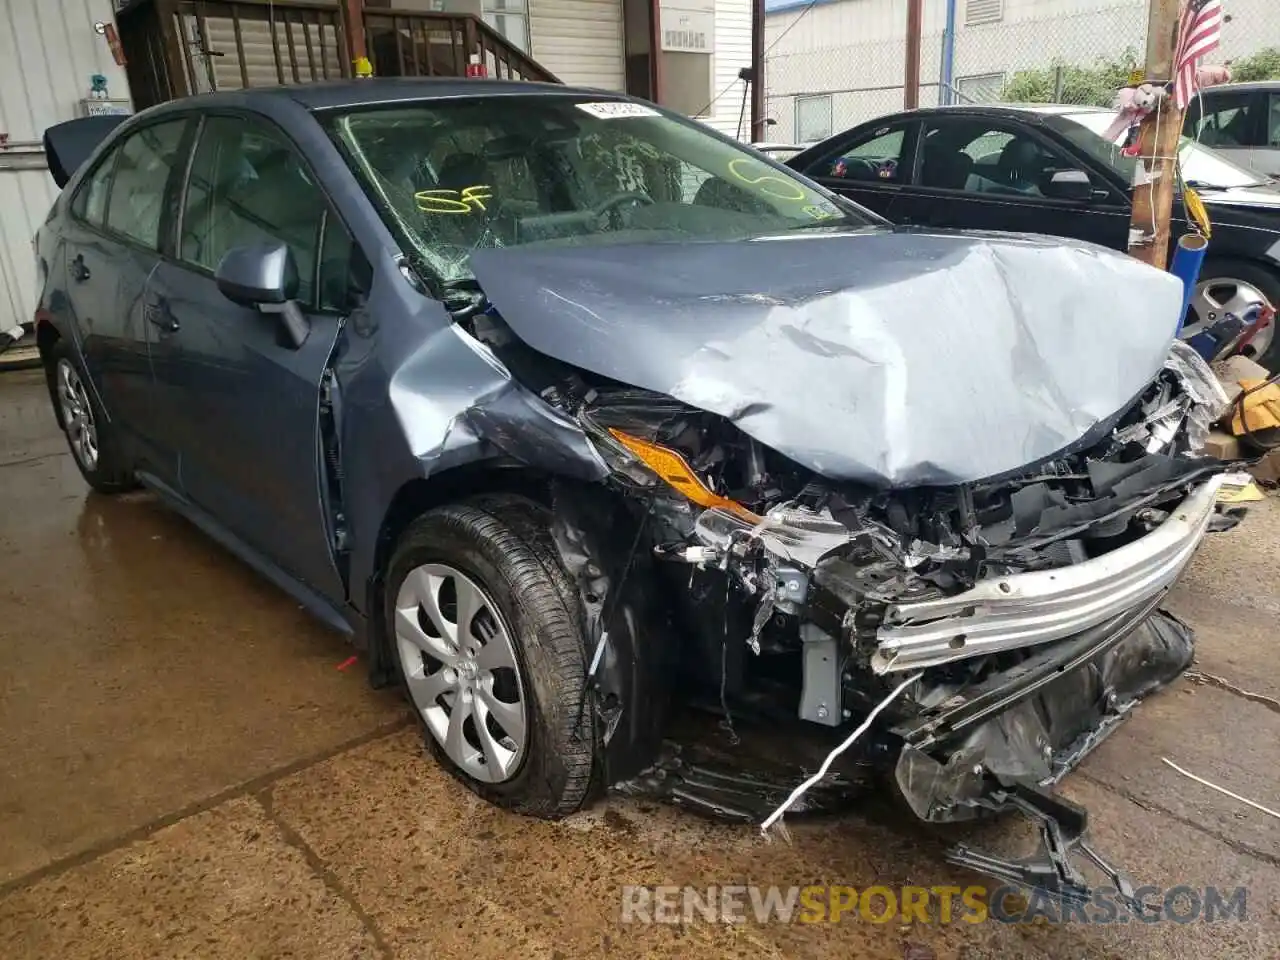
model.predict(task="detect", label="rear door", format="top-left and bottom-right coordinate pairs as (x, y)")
top-left (58, 117), bottom-right (191, 472)
top-left (790, 121), bottom-right (919, 220)
top-left (890, 115), bottom-right (1130, 250)
top-left (144, 112), bottom-right (358, 601)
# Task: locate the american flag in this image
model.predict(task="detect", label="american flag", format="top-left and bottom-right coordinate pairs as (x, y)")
top-left (1173, 0), bottom-right (1224, 109)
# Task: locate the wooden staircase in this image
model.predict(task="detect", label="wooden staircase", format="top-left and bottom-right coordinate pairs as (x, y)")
top-left (115, 0), bottom-right (559, 111)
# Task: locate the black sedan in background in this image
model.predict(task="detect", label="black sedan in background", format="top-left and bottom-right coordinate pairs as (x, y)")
top-left (787, 104), bottom-right (1280, 368)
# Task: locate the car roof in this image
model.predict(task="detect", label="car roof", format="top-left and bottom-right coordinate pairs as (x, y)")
top-left (1194, 80), bottom-right (1280, 93)
top-left (895, 102), bottom-right (1111, 120)
top-left (156, 77), bottom-right (624, 112)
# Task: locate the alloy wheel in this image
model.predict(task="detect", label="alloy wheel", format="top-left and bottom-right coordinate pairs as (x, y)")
top-left (56, 359), bottom-right (99, 471)
top-left (1184, 277), bottom-right (1274, 360)
top-left (393, 563), bottom-right (529, 783)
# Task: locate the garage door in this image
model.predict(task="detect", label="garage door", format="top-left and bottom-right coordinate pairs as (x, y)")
top-left (529, 0), bottom-right (624, 91)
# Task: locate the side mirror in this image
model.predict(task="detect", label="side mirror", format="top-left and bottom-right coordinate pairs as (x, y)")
top-left (1041, 168), bottom-right (1094, 201)
top-left (215, 242), bottom-right (309, 349)
top-left (216, 242), bottom-right (298, 305)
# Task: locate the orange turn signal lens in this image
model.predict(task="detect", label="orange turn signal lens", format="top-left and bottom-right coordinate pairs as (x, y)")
top-left (608, 429), bottom-right (761, 523)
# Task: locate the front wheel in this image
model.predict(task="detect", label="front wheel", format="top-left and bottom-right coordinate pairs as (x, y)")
top-left (385, 496), bottom-right (600, 818)
top-left (1187, 260), bottom-right (1280, 369)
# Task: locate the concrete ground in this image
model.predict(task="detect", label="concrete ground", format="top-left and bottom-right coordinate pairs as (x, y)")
top-left (1, 366), bottom-right (1277, 960)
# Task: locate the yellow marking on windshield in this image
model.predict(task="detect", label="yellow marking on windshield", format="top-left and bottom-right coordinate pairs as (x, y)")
top-left (726, 158), bottom-right (808, 201)
top-left (415, 184), bottom-right (493, 214)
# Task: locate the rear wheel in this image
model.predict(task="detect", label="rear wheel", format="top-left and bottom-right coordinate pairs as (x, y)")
top-left (385, 496), bottom-right (599, 818)
top-left (48, 341), bottom-right (136, 494)
top-left (1187, 259), bottom-right (1280, 369)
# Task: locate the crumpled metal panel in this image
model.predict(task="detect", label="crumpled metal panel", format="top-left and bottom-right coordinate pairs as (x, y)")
top-left (469, 228), bottom-right (1186, 487)
top-left (895, 606), bottom-right (1196, 822)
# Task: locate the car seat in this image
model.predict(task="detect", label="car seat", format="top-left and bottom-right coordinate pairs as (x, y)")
top-left (996, 138), bottom-right (1048, 193)
top-left (921, 141), bottom-right (974, 190)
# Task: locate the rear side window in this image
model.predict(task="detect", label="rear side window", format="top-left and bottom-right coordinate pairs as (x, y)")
top-left (70, 148), bottom-right (119, 227)
top-left (103, 120), bottom-right (188, 249)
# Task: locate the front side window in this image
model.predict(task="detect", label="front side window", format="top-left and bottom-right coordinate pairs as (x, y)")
top-left (918, 119), bottom-right (1076, 196)
top-left (1187, 92), bottom-right (1257, 148)
top-left (324, 97), bottom-right (861, 287)
top-left (180, 115), bottom-right (330, 305)
top-left (102, 120), bottom-right (188, 248)
top-left (805, 126), bottom-right (908, 183)
top-left (1053, 111), bottom-right (1268, 190)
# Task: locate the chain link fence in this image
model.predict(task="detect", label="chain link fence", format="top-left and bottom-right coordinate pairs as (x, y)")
top-left (763, 0), bottom-right (1280, 145)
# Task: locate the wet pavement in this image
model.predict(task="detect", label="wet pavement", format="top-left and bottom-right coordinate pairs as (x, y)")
top-left (1, 366), bottom-right (1278, 960)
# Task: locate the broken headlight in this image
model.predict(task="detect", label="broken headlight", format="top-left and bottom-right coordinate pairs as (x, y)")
top-left (579, 397), bottom-right (762, 522)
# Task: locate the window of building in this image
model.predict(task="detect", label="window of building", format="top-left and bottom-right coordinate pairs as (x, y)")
top-left (955, 73), bottom-right (1005, 104)
top-left (795, 95), bottom-right (833, 143)
top-left (965, 0), bottom-right (1003, 26)
top-left (482, 0), bottom-right (530, 54)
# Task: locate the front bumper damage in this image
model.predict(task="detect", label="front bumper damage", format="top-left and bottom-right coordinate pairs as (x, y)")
top-left (607, 381), bottom-right (1238, 909)
top-left (873, 475), bottom-right (1224, 674)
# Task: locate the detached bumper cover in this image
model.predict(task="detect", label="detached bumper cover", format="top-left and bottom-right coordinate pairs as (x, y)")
top-left (872, 475), bottom-right (1226, 674)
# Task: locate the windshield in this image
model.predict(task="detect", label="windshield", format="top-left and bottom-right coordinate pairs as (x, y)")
top-left (325, 96), bottom-right (863, 287)
top-left (1046, 111), bottom-right (1271, 190)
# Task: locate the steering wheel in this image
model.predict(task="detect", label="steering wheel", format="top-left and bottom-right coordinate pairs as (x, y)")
top-left (594, 191), bottom-right (655, 229)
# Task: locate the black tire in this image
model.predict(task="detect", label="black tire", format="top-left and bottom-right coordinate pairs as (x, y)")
top-left (46, 339), bottom-right (136, 495)
top-left (384, 495), bottom-right (599, 818)
top-left (1197, 258), bottom-right (1280, 370)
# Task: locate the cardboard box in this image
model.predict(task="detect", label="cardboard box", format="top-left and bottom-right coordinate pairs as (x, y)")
top-left (1204, 430), bottom-right (1241, 460)
top-left (1248, 448), bottom-right (1280, 485)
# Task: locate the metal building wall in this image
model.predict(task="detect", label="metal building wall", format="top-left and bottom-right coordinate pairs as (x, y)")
top-left (0, 0), bottom-right (131, 331)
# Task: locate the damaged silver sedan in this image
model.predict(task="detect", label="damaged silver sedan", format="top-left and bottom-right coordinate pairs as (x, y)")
top-left (36, 81), bottom-right (1241, 908)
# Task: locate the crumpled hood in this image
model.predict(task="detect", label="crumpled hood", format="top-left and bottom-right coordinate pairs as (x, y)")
top-left (469, 227), bottom-right (1184, 487)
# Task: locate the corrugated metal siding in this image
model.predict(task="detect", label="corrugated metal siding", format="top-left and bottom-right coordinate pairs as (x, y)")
top-left (700, 0), bottom-right (753, 139)
top-left (0, 0), bottom-right (131, 330)
top-left (529, 0), bottom-right (624, 90)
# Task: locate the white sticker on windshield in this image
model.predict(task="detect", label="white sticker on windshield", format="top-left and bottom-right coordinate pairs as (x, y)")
top-left (575, 101), bottom-right (659, 120)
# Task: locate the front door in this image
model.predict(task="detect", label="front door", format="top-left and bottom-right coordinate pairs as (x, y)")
top-left (890, 116), bottom-right (1130, 250)
top-left (146, 112), bottom-right (358, 602)
top-left (792, 121), bottom-right (919, 221)
top-left (58, 117), bottom-right (191, 476)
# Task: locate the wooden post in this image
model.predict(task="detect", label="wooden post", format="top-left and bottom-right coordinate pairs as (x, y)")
top-left (1128, 0), bottom-right (1183, 269)
top-left (344, 0), bottom-right (367, 63)
top-left (904, 0), bottom-right (922, 109)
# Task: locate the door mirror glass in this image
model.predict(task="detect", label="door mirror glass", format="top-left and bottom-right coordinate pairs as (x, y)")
top-left (1041, 169), bottom-right (1093, 201)
top-left (215, 242), bottom-right (299, 306)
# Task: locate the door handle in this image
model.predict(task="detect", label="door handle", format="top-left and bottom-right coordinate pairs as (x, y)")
top-left (144, 302), bottom-right (180, 333)
top-left (71, 254), bottom-right (91, 282)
